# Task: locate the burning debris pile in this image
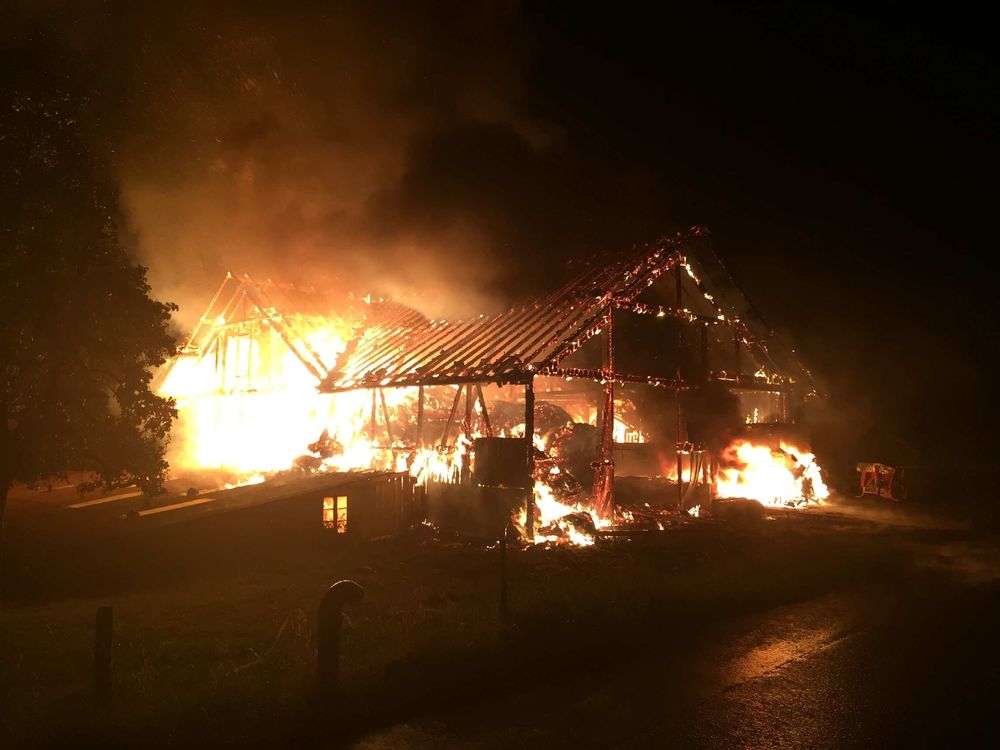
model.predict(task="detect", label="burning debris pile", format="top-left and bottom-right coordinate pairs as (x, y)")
top-left (157, 230), bottom-right (831, 545)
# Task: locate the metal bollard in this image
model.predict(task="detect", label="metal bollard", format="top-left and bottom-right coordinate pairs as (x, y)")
top-left (94, 605), bottom-right (113, 707)
top-left (318, 580), bottom-right (364, 696)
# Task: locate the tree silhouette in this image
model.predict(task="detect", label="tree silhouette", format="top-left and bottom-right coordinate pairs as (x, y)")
top-left (0, 34), bottom-right (178, 596)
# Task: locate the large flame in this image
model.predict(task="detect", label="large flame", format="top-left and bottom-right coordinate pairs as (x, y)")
top-left (715, 439), bottom-right (829, 507)
top-left (517, 480), bottom-right (612, 547)
top-left (160, 313), bottom-right (484, 490)
top-left (160, 318), bottom-right (356, 476)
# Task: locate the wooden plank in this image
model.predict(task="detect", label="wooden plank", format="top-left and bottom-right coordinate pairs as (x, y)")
top-left (137, 498), bottom-right (214, 517)
top-left (68, 490), bottom-right (143, 509)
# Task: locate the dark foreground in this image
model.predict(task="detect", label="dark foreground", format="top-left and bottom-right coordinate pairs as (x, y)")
top-left (2, 494), bottom-right (998, 748)
top-left (356, 568), bottom-right (1000, 749)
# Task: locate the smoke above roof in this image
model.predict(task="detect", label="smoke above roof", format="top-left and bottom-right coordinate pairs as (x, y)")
top-left (5, 2), bottom-right (614, 325)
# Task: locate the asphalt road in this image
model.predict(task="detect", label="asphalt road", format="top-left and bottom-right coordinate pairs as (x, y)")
top-left (354, 536), bottom-right (1000, 749)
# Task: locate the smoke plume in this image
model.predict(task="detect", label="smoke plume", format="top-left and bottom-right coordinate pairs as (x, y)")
top-left (5, 1), bottom-right (573, 324)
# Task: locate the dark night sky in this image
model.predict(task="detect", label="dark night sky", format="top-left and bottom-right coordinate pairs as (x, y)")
top-left (4, 1), bottom-right (996, 483)
top-left (518, 3), bottom-right (997, 477)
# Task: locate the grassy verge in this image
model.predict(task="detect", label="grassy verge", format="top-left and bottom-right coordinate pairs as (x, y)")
top-left (1, 513), bottom-right (915, 747)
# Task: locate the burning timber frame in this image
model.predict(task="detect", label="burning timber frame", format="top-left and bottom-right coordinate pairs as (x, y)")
top-left (316, 227), bottom-right (818, 535)
top-left (157, 273), bottom-right (348, 391)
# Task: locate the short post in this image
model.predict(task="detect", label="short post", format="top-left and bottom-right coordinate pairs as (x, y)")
top-left (94, 605), bottom-right (113, 707)
top-left (498, 524), bottom-right (510, 623)
top-left (318, 580), bottom-right (365, 697)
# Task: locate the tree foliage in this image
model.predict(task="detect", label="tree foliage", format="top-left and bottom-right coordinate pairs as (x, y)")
top-left (0, 35), bottom-right (178, 498)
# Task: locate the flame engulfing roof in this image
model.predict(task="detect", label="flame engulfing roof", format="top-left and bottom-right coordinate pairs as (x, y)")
top-left (319, 227), bottom-right (816, 393)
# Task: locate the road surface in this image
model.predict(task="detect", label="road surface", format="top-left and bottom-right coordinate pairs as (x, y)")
top-left (354, 537), bottom-right (1000, 749)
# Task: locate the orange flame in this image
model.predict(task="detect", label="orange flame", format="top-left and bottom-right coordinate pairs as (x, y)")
top-left (715, 439), bottom-right (829, 507)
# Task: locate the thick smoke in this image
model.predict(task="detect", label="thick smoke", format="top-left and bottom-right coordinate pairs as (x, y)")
top-left (6, 1), bottom-right (569, 324)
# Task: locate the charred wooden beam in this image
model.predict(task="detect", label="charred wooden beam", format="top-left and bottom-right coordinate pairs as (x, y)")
top-left (612, 301), bottom-right (729, 325)
top-left (462, 384), bottom-right (474, 484)
top-left (676, 400), bottom-right (684, 511)
top-left (524, 378), bottom-right (535, 538)
top-left (675, 260), bottom-right (683, 309)
top-left (440, 385), bottom-right (463, 447)
top-left (734, 326), bottom-right (742, 377)
top-left (476, 383), bottom-right (493, 438)
top-left (701, 323), bottom-right (710, 381)
top-left (594, 312), bottom-right (615, 519)
top-left (379, 388), bottom-right (394, 445)
top-left (416, 385), bottom-right (425, 448)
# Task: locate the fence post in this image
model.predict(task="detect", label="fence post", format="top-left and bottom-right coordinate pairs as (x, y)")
top-left (498, 523), bottom-right (510, 623)
top-left (318, 580), bottom-right (365, 697)
top-left (94, 605), bottom-right (113, 707)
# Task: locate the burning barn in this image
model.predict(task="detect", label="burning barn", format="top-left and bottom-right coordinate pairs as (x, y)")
top-left (158, 227), bottom-right (828, 543)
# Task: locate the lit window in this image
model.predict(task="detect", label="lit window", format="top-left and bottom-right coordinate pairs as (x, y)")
top-left (323, 495), bottom-right (349, 533)
top-left (336, 495), bottom-right (348, 533)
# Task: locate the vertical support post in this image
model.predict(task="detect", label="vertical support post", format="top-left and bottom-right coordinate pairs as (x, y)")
top-left (675, 259), bottom-right (683, 307)
top-left (379, 388), bottom-right (394, 445)
top-left (461, 384), bottom-right (474, 484)
top-left (369, 389), bottom-right (377, 440)
top-left (214, 332), bottom-right (221, 386)
top-left (700, 323), bottom-right (710, 381)
top-left (594, 313), bottom-right (615, 519)
top-left (94, 605), bottom-right (113, 707)
top-left (440, 385), bottom-right (463, 447)
top-left (246, 320), bottom-right (253, 390)
top-left (219, 329), bottom-right (228, 391)
top-left (476, 384), bottom-right (493, 437)
top-left (524, 378), bottom-right (535, 538)
top-left (416, 385), bottom-right (425, 448)
top-left (703, 451), bottom-right (713, 514)
top-left (464, 384), bottom-right (474, 438)
top-left (733, 325), bottom-right (742, 380)
top-left (234, 325), bottom-right (241, 391)
top-left (676, 395), bottom-right (684, 511)
top-left (674, 261), bottom-right (687, 511)
top-left (259, 322), bottom-right (272, 389)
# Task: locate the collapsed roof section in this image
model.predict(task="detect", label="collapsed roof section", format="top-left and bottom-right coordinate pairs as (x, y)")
top-left (162, 273), bottom-right (360, 388)
top-left (319, 227), bottom-right (816, 395)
